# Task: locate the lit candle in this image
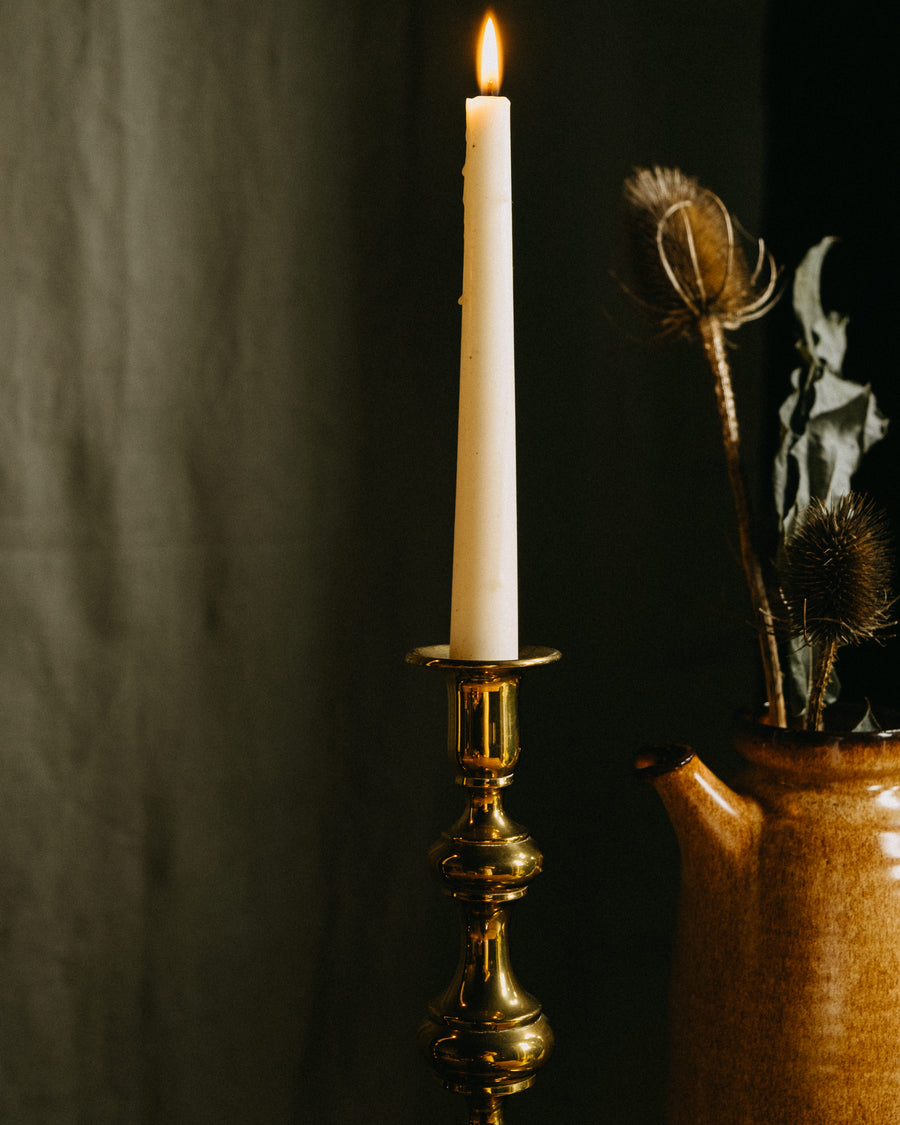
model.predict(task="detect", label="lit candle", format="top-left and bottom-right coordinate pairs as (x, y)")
top-left (449, 13), bottom-right (518, 661)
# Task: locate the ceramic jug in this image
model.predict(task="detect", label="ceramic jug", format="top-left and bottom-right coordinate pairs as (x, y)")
top-left (637, 707), bottom-right (900, 1125)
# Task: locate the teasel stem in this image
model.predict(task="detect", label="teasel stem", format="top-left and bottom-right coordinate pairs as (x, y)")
top-left (699, 314), bottom-right (786, 727)
top-left (806, 637), bottom-right (838, 732)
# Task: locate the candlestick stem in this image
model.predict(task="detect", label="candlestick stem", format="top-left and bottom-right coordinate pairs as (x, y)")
top-left (407, 644), bottom-right (560, 1122)
top-left (467, 1093), bottom-right (504, 1124)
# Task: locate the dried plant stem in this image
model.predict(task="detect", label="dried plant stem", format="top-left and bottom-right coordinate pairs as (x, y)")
top-left (699, 315), bottom-right (786, 727)
top-left (806, 637), bottom-right (838, 732)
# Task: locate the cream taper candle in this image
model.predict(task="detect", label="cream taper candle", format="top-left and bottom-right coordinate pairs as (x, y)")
top-left (449, 14), bottom-right (518, 661)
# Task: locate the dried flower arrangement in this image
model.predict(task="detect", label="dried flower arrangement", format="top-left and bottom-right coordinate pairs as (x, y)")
top-left (622, 166), bottom-right (894, 730)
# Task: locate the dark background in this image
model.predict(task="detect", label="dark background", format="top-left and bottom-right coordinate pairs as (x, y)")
top-left (0, 2), bottom-right (895, 1123)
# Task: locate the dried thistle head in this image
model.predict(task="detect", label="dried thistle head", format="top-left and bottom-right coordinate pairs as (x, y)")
top-left (779, 493), bottom-right (895, 650)
top-left (622, 165), bottom-right (780, 337)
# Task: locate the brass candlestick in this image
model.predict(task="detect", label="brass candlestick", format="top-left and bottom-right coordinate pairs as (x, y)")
top-left (407, 644), bottom-right (561, 1124)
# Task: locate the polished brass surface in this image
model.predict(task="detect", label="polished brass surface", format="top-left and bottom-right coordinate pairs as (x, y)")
top-left (464, 1093), bottom-right (505, 1125)
top-left (406, 644), bottom-right (561, 669)
top-left (407, 645), bottom-right (560, 1124)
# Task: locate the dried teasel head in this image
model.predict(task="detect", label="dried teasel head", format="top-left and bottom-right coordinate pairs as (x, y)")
top-left (622, 165), bottom-right (780, 337)
top-left (779, 493), bottom-right (895, 650)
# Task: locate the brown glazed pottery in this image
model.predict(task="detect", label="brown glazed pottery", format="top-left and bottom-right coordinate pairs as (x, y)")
top-left (637, 706), bottom-right (900, 1125)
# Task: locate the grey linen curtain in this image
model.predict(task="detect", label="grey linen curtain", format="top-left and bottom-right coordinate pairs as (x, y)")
top-left (0, 3), bottom-right (383, 1120)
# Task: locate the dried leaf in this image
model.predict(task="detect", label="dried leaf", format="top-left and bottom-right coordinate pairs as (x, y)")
top-left (774, 239), bottom-right (888, 544)
top-left (853, 701), bottom-right (882, 732)
top-left (792, 235), bottom-right (847, 374)
top-left (773, 238), bottom-right (890, 719)
top-left (775, 370), bottom-right (889, 540)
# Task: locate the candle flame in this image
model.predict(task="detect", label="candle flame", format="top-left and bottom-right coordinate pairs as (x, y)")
top-left (478, 13), bottom-right (502, 94)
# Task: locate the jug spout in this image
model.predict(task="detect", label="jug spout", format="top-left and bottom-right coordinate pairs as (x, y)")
top-left (635, 745), bottom-right (761, 871)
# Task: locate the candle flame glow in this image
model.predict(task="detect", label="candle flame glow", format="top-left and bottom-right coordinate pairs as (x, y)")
top-left (478, 13), bottom-right (502, 95)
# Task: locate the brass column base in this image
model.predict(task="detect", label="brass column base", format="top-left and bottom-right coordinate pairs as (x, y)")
top-left (407, 645), bottom-right (561, 1124)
